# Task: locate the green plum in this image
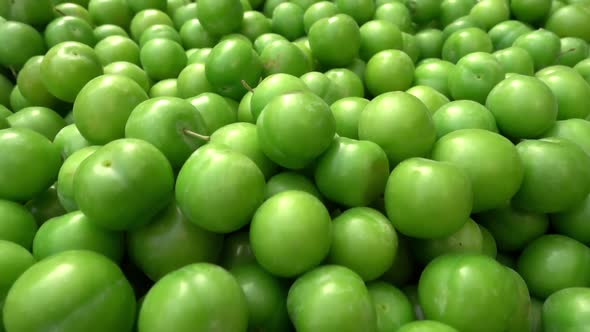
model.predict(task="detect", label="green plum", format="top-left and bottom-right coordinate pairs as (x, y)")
top-left (44, 16), bottom-right (96, 48)
top-left (419, 253), bottom-right (519, 332)
top-left (138, 263), bottom-right (248, 332)
top-left (440, 0), bottom-right (477, 26)
top-left (308, 14), bottom-right (361, 67)
top-left (397, 321), bottom-right (460, 332)
top-left (250, 191), bottom-right (332, 277)
top-left (180, 19), bottom-right (218, 49)
top-left (314, 137), bottom-right (389, 207)
top-left (265, 172), bottom-right (322, 200)
top-left (448, 52), bottom-right (505, 104)
top-left (0, 199), bottom-right (38, 249)
top-left (0, 21), bottom-right (46, 70)
top-left (0, 128), bottom-right (62, 202)
top-left (187, 92), bottom-right (237, 134)
top-left (406, 85), bottom-right (449, 114)
top-left (493, 46), bottom-right (535, 75)
top-left (517, 234), bottom-right (590, 298)
top-left (177, 63), bottom-right (214, 98)
top-left (415, 29), bottom-right (444, 60)
top-left (175, 144), bottom-right (265, 233)
top-left (385, 158), bottom-right (472, 239)
top-left (557, 37), bottom-right (589, 67)
top-left (125, 97), bottom-right (208, 170)
top-left (469, 0), bottom-right (510, 30)
top-left (139, 24), bottom-right (182, 47)
top-left (545, 4), bottom-right (590, 42)
top-left (56, 146), bottom-right (100, 212)
top-left (543, 287), bottom-right (590, 331)
top-left (88, 0), bottom-right (132, 28)
top-left (543, 118), bottom-right (590, 156)
top-left (414, 59), bottom-right (455, 97)
top-left (359, 20), bottom-right (403, 61)
top-left (257, 91), bottom-right (336, 169)
top-left (41, 41), bottom-right (103, 103)
top-left (442, 27), bottom-right (493, 64)
top-left (140, 38), bottom-right (187, 81)
top-left (6, 107), bottom-right (66, 141)
top-left (210, 122), bottom-right (278, 179)
top-left (476, 205), bottom-right (549, 252)
top-left (358, 91), bottom-right (436, 166)
top-left (488, 20), bottom-right (533, 50)
top-left (219, 231), bottom-right (256, 269)
top-left (368, 282), bottom-right (415, 332)
top-left (239, 11), bottom-right (271, 41)
top-left (103, 61), bottom-right (151, 93)
top-left (511, 0), bottom-right (552, 23)
top-left (512, 137), bottom-right (590, 213)
top-left (431, 129), bottom-right (524, 212)
top-left (16, 56), bottom-right (60, 108)
top-left (128, 202), bottom-right (223, 281)
top-left (486, 74), bottom-right (558, 138)
top-left (513, 29), bottom-right (561, 71)
top-left (74, 138), bottom-right (175, 231)
top-left (197, 0), bottom-right (244, 36)
top-left (260, 39), bottom-right (310, 77)
top-left (32, 211), bottom-right (124, 262)
top-left (537, 67), bottom-right (590, 119)
top-left (432, 100), bottom-right (498, 138)
top-left (328, 207), bottom-right (398, 281)
top-left (3, 250), bottom-right (136, 332)
top-left (365, 49), bottom-right (415, 96)
top-left (271, 2), bottom-right (305, 41)
top-left (74, 74), bottom-right (149, 145)
top-left (330, 97), bottom-right (369, 139)
top-left (335, 0), bottom-right (375, 25)
top-left (129, 9), bottom-right (174, 41)
top-left (303, 1), bottom-right (339, 34)
top-left (250, 73), bottom-right (309, 120)
top-left (374, 2), bottom-right (412, 33)
top-left (230, 264), bottom-right (291, 331)
top-left (287, 265), bottom-right (377, 332)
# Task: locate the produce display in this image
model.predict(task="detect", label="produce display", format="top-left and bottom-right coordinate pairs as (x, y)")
top-left (2, 0), bottom-right (590, 331)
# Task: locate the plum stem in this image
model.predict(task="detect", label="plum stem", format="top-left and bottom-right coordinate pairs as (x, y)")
top-left (556, 48), bottom-right (577, 61)
top-left (241, 79), bottom-right (254, 93)
top-left (183, 129), bottom-right (209, 141)
top-left (54, 8), bottom-right (67, 16)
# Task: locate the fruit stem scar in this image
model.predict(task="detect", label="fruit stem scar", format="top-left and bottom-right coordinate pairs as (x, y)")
top-left (183, 128), bottom-right (210, 141)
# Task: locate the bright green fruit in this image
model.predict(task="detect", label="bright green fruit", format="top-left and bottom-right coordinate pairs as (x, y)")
top-left (6, 106), bottom-right (66, 141)
top-left (368, 281), bottom-right (415, 332)
top-left (56, 146), bottom-right (100, 212)
top-left (250, 190), bottom-right (332, 277)
top-left (365, 49), bottom-right (415, 96)
top-left (74, 138), bottom-right (175, 231)
top-left (16, 56), bottom-right (60, 108)
top-left (406, 85), bottom-right (449, 115)
top-left (128, 202), bottom-right (223, 281)
top-left (265, 172), bottom-right (322, 200)
top-left (432, 100), bottom-right (498, 138)
top-left (0, 22), bottom-right (46, 70)
top-left (308, 14), bottom-right (361, 67)
top-left (513, 29), bottom-right (561, 71)
top-left (74, 74), bottom-right (149, 145)
top-left (330, 97), bottom-right (369, 139)
top-left (442, 27), bottom-right (492, 64)
top-left (3, 250), bottom-right (136, 332)
top-left (385, 158), bottom-right (472, 239)
top-left (448, 52), bottom-right (504, 104)
top-left (138, 263), bottom-right (248, 332)
top-left (0, 128), bottom-right (62, 202)
top-left (493, 47), bottom-right (535, 75)
top-left (197, 0), bottom-right (244, 36)
top-left (175, 144), bottom-right (265, 233)
top-left (537, 67), bottom-right (590, 120)
top-left (543, 287), bottom-right (590, 332)
top-left (287, 265), bottom-right (377, 332)
top-left (0, 199), bottom-right (38, 250)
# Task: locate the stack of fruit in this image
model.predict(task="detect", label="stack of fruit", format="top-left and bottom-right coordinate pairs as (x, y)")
top-left (1, 0), bottom-right (590, 331)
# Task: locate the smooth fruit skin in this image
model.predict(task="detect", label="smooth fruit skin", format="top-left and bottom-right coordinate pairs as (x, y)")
top-left (368, 282), bottom-right (415, 332)
top-left (314, 137), bottom-right (390, 207)
top-left (139, 24), bottom-right (182, 47)
top-left (385, 158), bottom-right (472, 239)
top-left (545, 4), bottom-right (590, 43)
top-left (512, 138), bottom-right (590, 213)
top-left (74, 74), bottom-right (149, 145)
top-left (6, 106), bottom-right (66, 141)
top-left (442, 28), bottom-right (492, 64)
top-left (432, 100), bottom-right (498, 138)
top-left (88, 0), bottom-right (132, 28)
top-left (74, 139), bottom-right (175, 231)
top-left (359, 20), bottom-right (403, 61)
top-left (308, 14), bottom-right (361, 67)
top-left (32, 211), bottom-right (124, 262)
top-left (187, 93), bottom-right (237, 134)
top-left (53, 124), bottom-right (90, 159)
top-left (552, 193), bottom-right (590, 244)
top-left (197, 0), bottom-right (244, 36)
top-left (330, 97), bottom-right (369, 139)
top-left (431, 129), bottom-right (524, 213)
top-left (486, 74), bottom-right (558, 139)
top-left (104, 61), bottom-right (151, 93)
top-left (257, 91), bottom-right (336, 169)
top-left (0, 200), bottom-right (38, 250)
top-left (175, 144), bottom-right (265, 233)
top-left (3, 250), bottom-right (136, 332)
top-left (205, 38), bottom-right (262, 100)
top-left (209, 122), bottom-right (278, 179)
top-left (488, 20), bottom-right (532, 51)
top-left (493, 46), bottom-right (535, 75)
top-left (406, 85), bottom-right (449, 115)
top-left (56, 146), bottom-right (100, 212)
top-left (177, 63), bottom-right (214, 98)
top-left (469, 0), bottom-right (510, 30)
top-left (0, 128), bottom-right (62, 202)
top-left (418, 254), bottom-right (519, 332)
top-left (537, 67), bottom-right (590, 120)
top-left (138, 263), bottom-right (248, 332)
top-left (140, 38), bottom-right (187, 81)
top-left (511, 0), bottom-right (551, 23)
top-left (16, 56), bottom-right (59, 108)
top-left (250, 191), bottom-right (332, 277)
top-left (374, 2), bottom-right (412, 33)
top-left (129, 9), bottom-right (174, 41)
top-left (0, 21), bottom-right (46, 70)
top-left (260, 39), bottom-right (310, 77)
top-left (476, 205), bottom-right (549, 252)
top-left (513, 29), bottom-right (561, 71)
top-left (517, 234), bottom-right (590, 299)
top-left (41, 41), bottom-right (103, 103)
top-left (44, 16), bottom-right (96, 48)
top-left (397, 320), bottom-right (459, 332)
top-left (230, 264), bottom-right (291, 331)
top-left (365, 49), bottom-right (415, 96)
top-left (557, 37), bottom-right (588, 67)
top-left (448, 52), bottom-right (505, 104)
top-left (249, 73), bottom-right (309, 121)
top-left (411, 218), bottom-right (484, 265)
top-left (300, 71), bottom-right (344, 104)
top-left (287, 265), bottom-right (377, 332)
top-left (358, 91), bottom-right (436, 166)
top-left (125, 97), bottom-right (208, 170)
top-left (414, 59), bottom-right (455, 97)
top-left (0, 241), bottom-right (35, 332)
top-left (271, 3), bottom-right (305, 41)
top-left (128, 202), bottom-right (223, 281)
top-left (95, 35), bottom-right (140, 66)
top-left (265, 172), bottom-right (322, 200)
top-left (303, 1), bottom-right (339, 34)
top-left (328, 207), bottom-right (398, 281)
top-left (543, 287), bottom-right (590, 332)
